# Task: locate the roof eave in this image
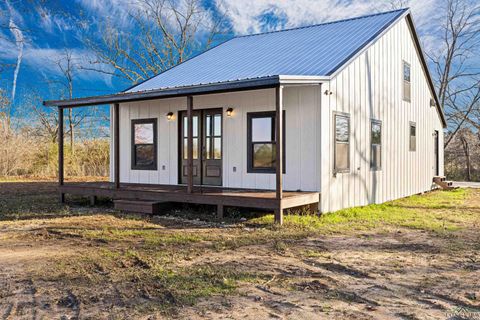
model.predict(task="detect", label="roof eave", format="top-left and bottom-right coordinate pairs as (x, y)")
top-left (43, 76), bottom-right (282, 108)
top-left (404, 14), bottom-right (447, 128)
top-left (278, 75), bottom-right (329, 84)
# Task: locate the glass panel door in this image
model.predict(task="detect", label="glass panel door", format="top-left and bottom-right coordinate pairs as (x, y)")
top-left (180, 111), bottom-right (201, 185)
top-left (179, 109), bottom-right (222, 186)
top-left (202, 109), bottom-right (222, 186)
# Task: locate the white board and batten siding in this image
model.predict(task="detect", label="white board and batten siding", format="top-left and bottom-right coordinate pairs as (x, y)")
top-left (109, 16), bottom-right (444, 213)
top-left (109, 86), bottom-right (322, 192)
top-left (319, 17), bottom-right (444, 213)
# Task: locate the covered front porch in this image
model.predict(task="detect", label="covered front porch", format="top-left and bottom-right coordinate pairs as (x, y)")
top-left (45, 76), bottom-right (323, 224)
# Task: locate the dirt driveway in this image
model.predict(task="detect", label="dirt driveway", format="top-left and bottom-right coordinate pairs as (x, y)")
top-left (0, 181), bottom-right (479, 319)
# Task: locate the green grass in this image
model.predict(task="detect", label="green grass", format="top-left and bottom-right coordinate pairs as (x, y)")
top-left (0, 194), bottom-right (69, 218)
top-left (79, 228), bottom-right (206, 246)
top-left (251, 189), bottom-right (472, 234)
top-left (155, 264), bottom-right (260, 306)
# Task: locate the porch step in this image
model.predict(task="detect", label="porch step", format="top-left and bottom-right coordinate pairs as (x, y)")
top-left (114, 199), bottom-right (163, 214)
top-left (433, 176), bottom-right (454, 190)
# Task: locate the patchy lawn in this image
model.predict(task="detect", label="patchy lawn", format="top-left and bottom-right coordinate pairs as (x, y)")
top-left (0, 181), bottom-right (479, 319)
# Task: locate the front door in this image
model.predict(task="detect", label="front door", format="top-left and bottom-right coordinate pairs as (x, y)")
top-left (434, 130), bottom-right (439, 176)
top-left (179, 109), bottom-right (223, 186)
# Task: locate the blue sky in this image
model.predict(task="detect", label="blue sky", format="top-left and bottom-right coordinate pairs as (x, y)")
top-left (0, 0), bottom-right (451, 110)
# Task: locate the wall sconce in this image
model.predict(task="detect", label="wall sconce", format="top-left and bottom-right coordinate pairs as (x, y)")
top-left (226, 107), bottom-right (234, 117)
top-left (166, 112), bottom-right (174, 121)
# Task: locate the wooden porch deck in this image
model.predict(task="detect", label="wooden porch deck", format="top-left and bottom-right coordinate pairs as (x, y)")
top-left (59, 182), bottom-right (320, 213)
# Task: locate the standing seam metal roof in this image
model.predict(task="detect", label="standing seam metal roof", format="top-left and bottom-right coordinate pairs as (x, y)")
top-left (126, 8), bottom-right (409, 93)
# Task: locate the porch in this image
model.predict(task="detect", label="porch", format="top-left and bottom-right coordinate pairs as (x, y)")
top-left (44, 77), bottom-right (322, 224)
top-left (59, 182), bottom-right (320, 218)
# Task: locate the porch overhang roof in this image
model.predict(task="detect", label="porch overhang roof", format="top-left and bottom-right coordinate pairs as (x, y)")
top-left (43, 75), bottom-right (325, 108)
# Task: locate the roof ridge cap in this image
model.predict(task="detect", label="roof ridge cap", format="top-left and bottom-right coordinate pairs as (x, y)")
top-left (235, 8), bottom-right (409, 39)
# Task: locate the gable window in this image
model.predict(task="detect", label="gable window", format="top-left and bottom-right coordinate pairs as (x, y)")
top-left (131, 118), bottom-right (157, 170)
top-left (334, 113), bottom-right (350, 173)
top-left (403, 61), bottom-right (411, 102)
top-left (370, 120), bottom-right (382, 170)
top-left (247, 111), bottom-right (285, 173)
top-left (409, 122), bottom-right (416, 152)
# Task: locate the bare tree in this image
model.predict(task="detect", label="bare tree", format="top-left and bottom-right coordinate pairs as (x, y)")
top-left (445, 127), bottom-right (480, 181)
top-left (83, 0), bottom-right (228, 84)
top-left (0, 89), bottom-right (12, 134)
top-left (387, 0), bottom-right (409, 10)
top-left (32, 104), bottom-right (59, 143)
top-left (3, 0), bottom-right (26, 103)
top-left (428, 0), bottom-right (480, 147)
top-left (50, 49), bottom-right (86, 155)
top-left (459, 132), bottom-right (472, 180)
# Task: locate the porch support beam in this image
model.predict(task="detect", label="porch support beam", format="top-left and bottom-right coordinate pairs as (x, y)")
top-left (275, 85), bottom-right (284, 225)
top-left (58, 106), bottom-right (65, 203)
top-left (114, 103), bottom-right (120, 189)
top-left (187, 96), bottom-right (194, 193)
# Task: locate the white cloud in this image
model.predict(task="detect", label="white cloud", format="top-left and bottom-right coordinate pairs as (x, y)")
top-left (0, 40), bottom-right (114, 86)
top-left (27, 47), bottom-right (114, 85)
top-left (75, 0), bottom-right (216, 34)
top-left (216, 0), bottom-right (440, 35)
top-left (4, 0), bottom-right (25, 102)
top-left (35, 5), bottom-right (54, 33)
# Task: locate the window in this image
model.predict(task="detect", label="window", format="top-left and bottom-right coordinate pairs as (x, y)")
top-left (247, 111), bottom-right (285, 173)
top-left (403, 61), bottom-right (411, 102)
top-left (205, 114), bottom-right (222, 160)
top-left (334, 113), bottom-right (350, 173)
top-left (131, 119), bottom-right (157, 170)
top-left (182, 115), bottom-right (199, 160)
top-left (409, 122), bottom-right (416, 151)
top-left (370, 120), bottom-right (382, 170)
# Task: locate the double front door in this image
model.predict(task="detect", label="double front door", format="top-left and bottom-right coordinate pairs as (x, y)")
top-left (180, 109), bottom-right (223, 186)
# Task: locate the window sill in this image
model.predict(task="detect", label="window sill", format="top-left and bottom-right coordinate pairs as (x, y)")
top-left (247, 169), bottom-right (286, 174)
top-left (131, 167), bottom-right (158, 171)
top-left (333, 170), bottom-right (350, 176)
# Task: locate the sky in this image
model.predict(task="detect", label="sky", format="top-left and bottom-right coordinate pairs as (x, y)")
top-left (0, 0), bottom-right (448, 110)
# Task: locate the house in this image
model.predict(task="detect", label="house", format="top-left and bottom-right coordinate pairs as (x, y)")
top-left (43, 8), bottom-right (446, 224)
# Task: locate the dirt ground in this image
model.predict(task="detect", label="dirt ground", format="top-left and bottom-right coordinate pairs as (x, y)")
top-left (0, 181), bottom-right (479, 319)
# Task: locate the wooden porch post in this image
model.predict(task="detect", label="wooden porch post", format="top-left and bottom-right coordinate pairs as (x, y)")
top-left (114, 103), bottom-right (120, 189)
top-left (58, 106), bottom-right (65, 203)
top-left (275, 85), bottom-right (284, 224)
top-left (187, 96), bottom-right (194, 193)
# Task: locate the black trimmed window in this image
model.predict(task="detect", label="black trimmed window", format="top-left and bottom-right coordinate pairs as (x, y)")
top-left (247, 111), bottom-right (285, 173)
top-left (334, 113), bottom-right (350, 173)
top-left (131, 118), bottom-right (157, 170)
top-left (403, 61), bottom-right (411, 102)
top-left (409, 122), bottom-right (416, 152)
top-left (370, 120), bottom-right (382, 170)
